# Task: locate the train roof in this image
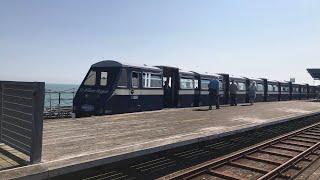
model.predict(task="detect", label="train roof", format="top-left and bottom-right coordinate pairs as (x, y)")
top-left (268, 79), bottom-right (279, 83)
top-left (177, 68), bottom-right (195, 74)
top-left (228, 74), bottom-right (246, 80)
top-left (242, 76), bottom-right (265, 82)
top-left (92, 60), bottom-right (161, 71)
top-left (291, 83), bottom-right (300, 86)
top-left (191, 71), bottom-right (221, 78)
top-left (156, 65), bottom-right (179, 69)
top-left (279, 81), bottom-right (290, 84)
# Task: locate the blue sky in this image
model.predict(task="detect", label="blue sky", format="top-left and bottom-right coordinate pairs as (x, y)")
top-left (1, 0), bottom-right (319, 84)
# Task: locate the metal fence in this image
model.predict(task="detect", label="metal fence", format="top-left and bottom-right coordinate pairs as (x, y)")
top-left (44, 88), bottom-right (76, 118)
top-left (0, 81), bottom-right (44, 164)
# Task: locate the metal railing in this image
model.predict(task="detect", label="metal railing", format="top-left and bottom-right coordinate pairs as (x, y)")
top-left (44, 88), bottom-right (76, 119)
top-left (0, 81), bottom-right (44, 164)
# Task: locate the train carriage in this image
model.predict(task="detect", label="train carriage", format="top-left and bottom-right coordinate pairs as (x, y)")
top-left (291, 83), bottom-right (300, 100)
top-left (300, 84), bottom-right (309, 99)
top-left (279, 81), bottom-right (291, 101)
top-left (266, 80), bottom-right (280, 101)
top-left (193, 72), bottom-right (224, 106)
top-left (73, 61), bottom-right (163, 116)
top-left (309, 86), bottom-right (318, 99)
top-left (177, 71), bottom-right (198, 107)
top-left (74, 60), bottom-right (317, 117)
top-left (157, 66), bottom-right (197, 108)
top-left (246, 77), bottom-right (267, 102)
top-left (229, 75), bottom-right (248, 103)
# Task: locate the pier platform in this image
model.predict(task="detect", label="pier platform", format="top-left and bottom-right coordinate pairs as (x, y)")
top-left (1, 100), bottom-right (320, 179)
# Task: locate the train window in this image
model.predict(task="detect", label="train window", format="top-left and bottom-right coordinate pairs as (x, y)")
top-left (84, 70), bottom-right (96, 86)
top-left (117, 69), bottom-right (127, 87)
top-left (100, 72), bottom-right (108, 86)
top-left (282, 86), bottom-right (289, 92)
top-left (219, 80), bottom-right (223, 91)
top-left (274, 85), bottom-right (279, 92)
top-left (268, 85), bottom-right (273, 92)
top-left (142, 73), bottom-right (149, 88)
top-left (150, 74), bottom-right (162, 88)
top-left (238, 82), bottom-right (246, 91)
top-left (180, 78), bottom-right (194, 89)
top-left (143, 73), bottom-right (162, 88)
top-left (257, 84), bottom-right (264, 91)
top-left (201, 79), bottom-right (210, 90)
top-left (194, 80), bottom-right (199, 89)
top-left (163, 77), bottom-right (172, 87)
top-left (131, 72), bottom-right (140, 88)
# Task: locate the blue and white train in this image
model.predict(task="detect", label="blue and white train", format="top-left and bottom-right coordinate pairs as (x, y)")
top-left (73, 60), bottom-right (318, 117)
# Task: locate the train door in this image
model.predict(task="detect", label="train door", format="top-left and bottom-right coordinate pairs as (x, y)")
top-left (161, 67), bottom-right (179, 108)
top-left (245, 79), bottom-right (250, 103)
top-left (220, 74), bottom-right (230, 104)
top-left (194, 75), bottom-right (200, 107)
top-left (130, 71), bottom-right (141, 111)
top-left (289, 82), bottom-right (293, 100)
top-left (262, 79), bottom-right (268, 102)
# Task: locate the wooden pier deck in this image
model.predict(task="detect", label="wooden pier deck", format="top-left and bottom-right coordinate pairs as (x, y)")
top-left (1, 100), bottom-right (320, 179)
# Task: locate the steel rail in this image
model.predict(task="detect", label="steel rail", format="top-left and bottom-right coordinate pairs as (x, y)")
top-left (165, 122), bottom-right (320, 180)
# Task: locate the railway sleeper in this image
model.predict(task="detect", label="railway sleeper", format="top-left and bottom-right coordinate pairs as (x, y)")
top-left (244, 155), bottom-right (282, 166)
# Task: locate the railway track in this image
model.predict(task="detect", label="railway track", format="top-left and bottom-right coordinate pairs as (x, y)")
top-left (164, 122), bottom-right (320, 180)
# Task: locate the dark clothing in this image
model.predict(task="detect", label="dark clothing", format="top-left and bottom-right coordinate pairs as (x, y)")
top-left (230, 83), bottom-right (238, 106)
top-left (209, 89), bottom-right (220, 109)
top-left (230, 93), bottom-right (237, 106)
top-left (230, 83), bottom-right (238, 95)
top-left (208, 79), bottom-right (220, 90)
top-left (208, 79), bottom-right (220, 110)
top-left (248, 85), bottom-right (257, 105)
top-left (163, 84), bottom-right (171, 107)
top-left (248, 85), bottom-right (257, 99)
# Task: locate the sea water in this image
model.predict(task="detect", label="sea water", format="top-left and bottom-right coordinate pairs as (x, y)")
top-left (45, 83), bottom-right (79, 108)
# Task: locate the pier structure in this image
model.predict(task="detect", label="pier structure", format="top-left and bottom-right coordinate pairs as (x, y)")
top-left (1, 100), bottom-right (320, 179)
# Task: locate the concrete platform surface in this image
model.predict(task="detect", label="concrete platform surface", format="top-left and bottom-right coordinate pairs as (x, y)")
top-left (1, 100), bottom-right (320, 179)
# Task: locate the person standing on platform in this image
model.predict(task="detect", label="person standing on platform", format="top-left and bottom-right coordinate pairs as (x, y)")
top-left (230, 80), bottom-right (238, 106)
top-left (208, 79), bottom-right (220, 110)
top-left (249, 81), bottom-right (257, 105)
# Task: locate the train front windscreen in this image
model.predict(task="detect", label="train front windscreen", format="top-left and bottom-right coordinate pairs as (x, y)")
top-left (73, 67), bottom-right (121, 116)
